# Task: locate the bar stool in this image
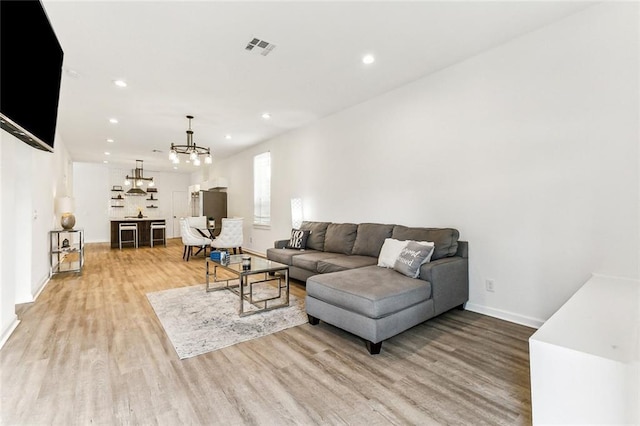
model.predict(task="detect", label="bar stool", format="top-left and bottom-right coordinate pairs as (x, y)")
top-left (119, 222), bottom-right (138, 249)
top-left (150, 221), bottom-right (166, 247)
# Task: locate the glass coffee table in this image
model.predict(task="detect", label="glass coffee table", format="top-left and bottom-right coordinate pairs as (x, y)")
top-left (205, 254), bottom-right (290, 317)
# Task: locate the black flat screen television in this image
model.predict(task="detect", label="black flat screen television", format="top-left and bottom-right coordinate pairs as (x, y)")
top-left (0, 0), bottom-right (64, 153)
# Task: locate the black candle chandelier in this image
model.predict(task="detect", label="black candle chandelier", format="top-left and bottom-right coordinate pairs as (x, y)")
top-left (168, 115), bottom-right (212, 166)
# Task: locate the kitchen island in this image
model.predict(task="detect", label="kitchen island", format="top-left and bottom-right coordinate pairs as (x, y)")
top-left (110, 218), bottom-right (166, 248)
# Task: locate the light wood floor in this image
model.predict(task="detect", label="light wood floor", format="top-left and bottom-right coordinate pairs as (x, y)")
top-left (1, 239), bottom-right (535, 425)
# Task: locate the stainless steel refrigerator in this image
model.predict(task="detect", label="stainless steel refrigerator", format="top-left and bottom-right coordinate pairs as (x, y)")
top-left (190, 190), bottom-right (227, 236)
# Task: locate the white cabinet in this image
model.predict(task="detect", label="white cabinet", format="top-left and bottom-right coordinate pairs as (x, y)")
top-left (201, 177), bottom-right (228, 190)
top-left (529, 275), bottom-right (640, 425)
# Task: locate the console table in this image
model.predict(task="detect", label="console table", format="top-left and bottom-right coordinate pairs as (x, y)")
top-left (50, 228), bottom-right (84, 276)
top-left (110, 219), bottom-right (166, 248)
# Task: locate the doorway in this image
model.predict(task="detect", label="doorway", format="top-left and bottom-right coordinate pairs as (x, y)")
top-left (171, 191), bottom-right (189, 238)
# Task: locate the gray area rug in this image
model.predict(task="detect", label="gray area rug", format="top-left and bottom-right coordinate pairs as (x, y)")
top-left (146, 284), bottom-right (307, 359)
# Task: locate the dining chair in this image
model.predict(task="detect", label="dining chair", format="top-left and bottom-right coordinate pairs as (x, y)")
top-left (180, 218), bottom-right (213, 261)
top-left (211, 217), bottom-right (244, 254)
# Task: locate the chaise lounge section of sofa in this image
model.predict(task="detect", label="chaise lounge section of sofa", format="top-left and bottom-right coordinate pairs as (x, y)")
top-left (266, 221), bottom-right (469, 354)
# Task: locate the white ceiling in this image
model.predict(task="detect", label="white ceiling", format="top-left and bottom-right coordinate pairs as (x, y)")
top-left (41, 0), bottom-right (594, 174)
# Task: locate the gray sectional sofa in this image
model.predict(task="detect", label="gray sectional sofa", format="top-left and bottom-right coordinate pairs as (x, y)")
top-left (266, 221), bottom-right (469, 354)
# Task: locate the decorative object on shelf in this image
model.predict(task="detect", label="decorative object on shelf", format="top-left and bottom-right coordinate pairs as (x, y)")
top-left (112, 185), bottom-right (122, 191)
top-left (168, 115), bottom-right (212, 166)
top-left (124, 160), bottom-right (154, 196)
top-left (62, 238), bottom-right (70, 248)
top-left (55, 196), bottom-right (76, 230)
top-left (111, 189), bottom-right (125, 208)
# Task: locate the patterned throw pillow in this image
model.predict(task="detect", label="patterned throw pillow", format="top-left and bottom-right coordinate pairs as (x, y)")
top-left (378, 238), bottom-right (435, 268)
top-left (393, 241), bottom-right (435, 278)
top-left (286, 229), bottom-right (310, 249)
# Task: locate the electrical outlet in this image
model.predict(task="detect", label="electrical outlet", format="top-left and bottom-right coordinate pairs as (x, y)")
top-left (485, 279), bottom-right (495, 292)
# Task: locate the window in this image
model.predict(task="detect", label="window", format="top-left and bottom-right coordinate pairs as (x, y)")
top-left (253, 152), bottom-right (271, 226)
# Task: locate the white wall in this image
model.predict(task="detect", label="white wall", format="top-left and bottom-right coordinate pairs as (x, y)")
top-left (0, 130), bottom-right (72, 346)
top-left (209, 2), bottom-right (639, 326)
top-left (73, 163), bottom-right (110, 243)
top-left (73, 163), bottom-right (191, 242)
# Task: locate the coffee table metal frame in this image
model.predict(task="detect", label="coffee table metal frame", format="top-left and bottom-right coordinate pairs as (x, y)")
top-left (205, 254), bottom-right (290, 317)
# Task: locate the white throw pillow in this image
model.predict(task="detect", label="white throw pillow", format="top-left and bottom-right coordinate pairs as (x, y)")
top-left (377, 238), bottom-right (407, 268)
top-left (377, 238), bottom-right (435, 268)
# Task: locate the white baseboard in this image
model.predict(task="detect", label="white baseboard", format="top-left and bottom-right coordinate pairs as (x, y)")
top-left (465, 302), bottom-right (544, 329)
top-left (32, 275), bottom-right (50, 301)
top-left (0, 316), bottom-right (20, 350)
top-left (0, 275), bottom-right (50, 350)
top-left (243, 248), bottom-right (266, 258)
top-left (14, 274), bottom-right (50, 305)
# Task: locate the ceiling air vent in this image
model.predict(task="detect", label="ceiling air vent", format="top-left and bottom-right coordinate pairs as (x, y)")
top-left (245, 37), bottom-right (276, 56)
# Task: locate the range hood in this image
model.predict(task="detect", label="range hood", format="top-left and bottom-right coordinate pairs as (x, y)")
top-left (124, 160), bottom-right (153, 196)
top-left (126, 187), bottom-right (146, 196)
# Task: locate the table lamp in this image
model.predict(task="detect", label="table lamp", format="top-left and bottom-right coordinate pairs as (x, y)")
top-left (291, 198), bottom-right (303, 229)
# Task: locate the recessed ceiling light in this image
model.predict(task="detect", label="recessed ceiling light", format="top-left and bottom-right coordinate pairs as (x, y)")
top-left (109, 118), bottom-right (118, 124)
top-left (173, 166), bottom-right (178, 170)
top-left (262, 113), bottom-right (271, 120)
top-left (225, 134), bottom-right (232, 140)
top-left (362, 54), bottom-right (375, 65)
top-left (113, 80), bottom-right (127, 88)
top-left (106, 138), bottom-right (114, 143)
top-left (104, 152), bottom-right (110, 155)
top-left (103, 160), bottom-right (109, 164)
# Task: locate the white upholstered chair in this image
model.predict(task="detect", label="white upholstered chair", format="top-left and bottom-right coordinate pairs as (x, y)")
top-left (180, 217), bottom-right (213, 261)
top-left (187, 215), bottom-right (213, 241)
top-left (211, 217), bottom-right (244, 254)
top-left (186, 216), bottom-right (208, 234)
